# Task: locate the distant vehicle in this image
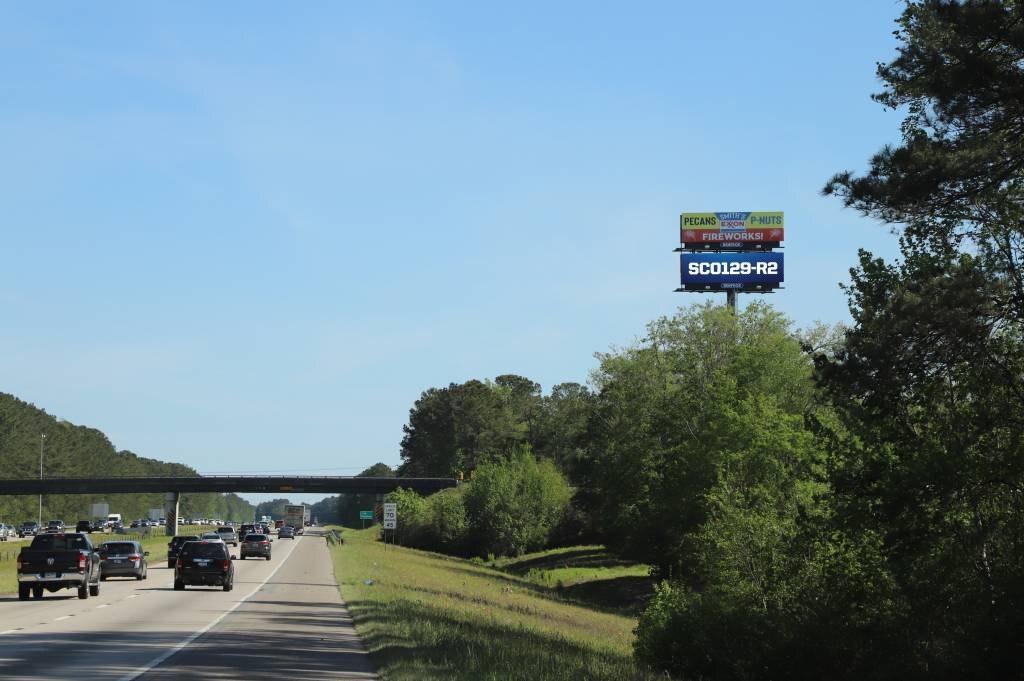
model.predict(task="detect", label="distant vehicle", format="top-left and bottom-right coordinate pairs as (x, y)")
top-left (167, 535), bottom-right (201, 568)
top-left (200, 532), bottom-right (224, 542)
top-left (278, 526), bottom-right (295, 540)
top-left (174, 541), bottom-right (234, 591)
top-left (46, 520), bottom-right (65, 534)
top-left (284, 505), bottom-right (307, 534)
top-left (214, 526), bottom-right (238, 546)
top-left (75, 520), bottom-right (93, 533)
top-left (239, 523), bottom-right (257, 538)
top-left (17, 533), bottom-right (101, 600)
top-left (19, 521), bottom-right (39, 537)
top-left (130, 520), bottom-right (141, 529)
top-left (106, 513), bottom-right (122, 528)
top-left (240, 533), bottom-right (272, 560)
top-left (0, 524), bottom-right (15, 540)
top-left (98, 540), bottom-right (148, 580)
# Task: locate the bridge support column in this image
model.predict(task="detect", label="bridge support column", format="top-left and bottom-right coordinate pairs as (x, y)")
top-left (164, 491), bottom-right (180, 536)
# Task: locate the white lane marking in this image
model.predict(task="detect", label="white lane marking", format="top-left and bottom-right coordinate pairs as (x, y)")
top-left (54, 615), bottom-right (72, 622)
top-left (96, 604), bottom-right (110, 609)
top-left (117, 537), bottom-right (300, 681)
top-left (0, 628), bottom-right (23, 635)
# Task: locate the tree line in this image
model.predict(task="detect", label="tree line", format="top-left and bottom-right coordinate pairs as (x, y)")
top-left (385, 3), bottom-right (1024, 678)
top-left (0, 393), bottom-right (254, 525)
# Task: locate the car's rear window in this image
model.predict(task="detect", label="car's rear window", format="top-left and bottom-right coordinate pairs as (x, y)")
top-left (102, 542), bottom-right (136, 553)
top-left (171, 536), bottom-right (200, 547)
top-left (244, 534), bottom-right (267, 542)
top-left (216, 527), bottom-right (234, 533)
top-left (30, 535), bottom-right (88, 551)
top-left (181, 543), bottom-right (227, 558)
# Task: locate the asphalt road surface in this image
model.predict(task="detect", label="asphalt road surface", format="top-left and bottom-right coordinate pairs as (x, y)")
top-left (0, 528), bottom-right (377, 680)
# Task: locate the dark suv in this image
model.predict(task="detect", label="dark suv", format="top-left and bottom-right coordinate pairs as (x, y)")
top-left (174, 540), bottom-right (234, 591)
top-left (167, 535), bottom-right (200, 569)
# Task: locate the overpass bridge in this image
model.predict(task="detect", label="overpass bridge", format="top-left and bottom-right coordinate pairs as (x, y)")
top-left (0, 476), bottom-right (457, 536)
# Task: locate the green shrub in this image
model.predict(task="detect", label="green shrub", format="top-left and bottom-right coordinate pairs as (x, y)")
top-left (426, 487), bottom-right (468, 553)
top-left (463, 448), bottom-right (572, 557)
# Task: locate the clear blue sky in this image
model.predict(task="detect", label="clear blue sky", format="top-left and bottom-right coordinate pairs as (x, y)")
top-left (1, 2), bottom-right (904, 505)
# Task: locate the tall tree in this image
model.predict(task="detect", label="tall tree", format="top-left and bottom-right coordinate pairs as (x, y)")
top-left (582, 302), bottom-right (820, 575)
top-left (398, 378), bottom-right (538, 477)
top-left (821, 2), bottom-right (1024, 675)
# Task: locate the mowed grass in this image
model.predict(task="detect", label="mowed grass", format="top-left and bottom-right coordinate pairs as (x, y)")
top-left (328, 527), bottom-right (658, 681)
top-left (492, 546), bottom-right (655, 615)
top-left (0, 525), bottom-right (214, 594)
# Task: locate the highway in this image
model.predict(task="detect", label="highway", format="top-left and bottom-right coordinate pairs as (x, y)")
top-left (0, 528), bottom-right (377, 680)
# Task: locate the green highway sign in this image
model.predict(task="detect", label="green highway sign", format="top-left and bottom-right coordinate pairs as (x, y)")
top-left (359, 510), bottom-right (373, 520)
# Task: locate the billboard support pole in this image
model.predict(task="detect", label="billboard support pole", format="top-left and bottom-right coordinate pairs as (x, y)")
top-left (726, 289), bottom-right (737, 313)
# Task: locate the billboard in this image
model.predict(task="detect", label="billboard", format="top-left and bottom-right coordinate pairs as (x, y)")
top-left (679, 252), bottom-right (784, 291)
top-left (680, 211), bottom-right (784, 250)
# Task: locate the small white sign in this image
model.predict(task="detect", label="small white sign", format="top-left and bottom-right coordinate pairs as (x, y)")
top-left (383, 502), bottom-right (397, 530)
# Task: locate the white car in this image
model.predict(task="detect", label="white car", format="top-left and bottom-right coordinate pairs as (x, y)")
top-left (0, 524), bottom-right (14, 540)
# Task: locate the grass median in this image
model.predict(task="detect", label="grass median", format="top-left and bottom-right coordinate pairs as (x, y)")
top-left (328, 526), bottom-right (657, 681)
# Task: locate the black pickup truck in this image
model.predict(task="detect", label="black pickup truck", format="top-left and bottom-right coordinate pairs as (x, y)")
top-left (17, 533), bottom-right (101, 600)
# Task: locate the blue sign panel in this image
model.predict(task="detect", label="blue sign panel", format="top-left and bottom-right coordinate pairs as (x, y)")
top-left (679, 252), bottom-right (784, 291)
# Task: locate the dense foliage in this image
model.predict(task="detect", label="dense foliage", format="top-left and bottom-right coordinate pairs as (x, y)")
top-left (387, 451), bottom-right (572, 558)
top-left (0, 393), bottom-right (253, 525)
top-left (398, 376), bottom-right (592, 481)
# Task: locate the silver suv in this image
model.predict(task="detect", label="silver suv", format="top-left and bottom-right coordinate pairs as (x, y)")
top-left (214, 526), bottom-right (238, 546)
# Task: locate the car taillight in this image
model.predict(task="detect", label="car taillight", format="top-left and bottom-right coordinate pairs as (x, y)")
top-left (222, 559), bottom-right (230, 571)
top-left (176, 558), bottom-right (183, 568)
top-left (261, 540), bottom-right (269, 545)
top-left (16, 557), bottom-right (22, 570)
top-left (78, 553), bottom-right (88, 571)
top-left (100, 553), bottom-right (107, 560)
top-left (129, 554), bottom-right (141, 561)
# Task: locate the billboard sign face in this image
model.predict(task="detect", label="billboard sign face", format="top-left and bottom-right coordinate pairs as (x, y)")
top-left (679, 252), bottom-right (784, 291)
top-left (680, 211), bottom-right (784, 249)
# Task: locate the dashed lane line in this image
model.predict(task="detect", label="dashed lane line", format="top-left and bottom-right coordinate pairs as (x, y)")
top-left (116, 538), bottom-right (300, 681)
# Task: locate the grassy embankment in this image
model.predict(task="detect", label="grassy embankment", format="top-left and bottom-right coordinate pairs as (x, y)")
top-left (0, 525), bottom-right (212, 594)
top-left (328, 526), bottom-right (658, 681)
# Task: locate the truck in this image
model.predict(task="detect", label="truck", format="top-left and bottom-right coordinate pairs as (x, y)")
top-left (17, 532), bottom-right (101, 600)
top-left (284, 505), bottom-right (307, 535)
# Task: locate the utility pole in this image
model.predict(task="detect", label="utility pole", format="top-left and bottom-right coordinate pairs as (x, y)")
top-left (38, 434), bottom-right (46, 527)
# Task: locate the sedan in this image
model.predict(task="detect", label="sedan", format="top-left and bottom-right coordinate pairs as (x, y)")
top-left (239, 533), bottom-right (272, 560)
top-left (278, 526), bottom-right (295, 539)
top-left (99, 540), bottom-right (149, 580)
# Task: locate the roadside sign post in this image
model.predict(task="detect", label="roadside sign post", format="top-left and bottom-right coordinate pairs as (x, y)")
top-left (383, 503), bottom-right (397, 549)
top-left (359, 509), bottom-right (373, 529)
